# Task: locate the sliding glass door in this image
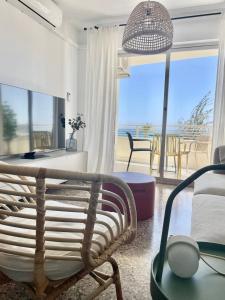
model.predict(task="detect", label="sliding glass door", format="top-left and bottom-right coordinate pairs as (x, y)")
top-left (164, 49), bottom-right (218, 180)
top-left (115, 45), bottom-right (219, 182)
top-left (115, 54), bottom-right (166, 177)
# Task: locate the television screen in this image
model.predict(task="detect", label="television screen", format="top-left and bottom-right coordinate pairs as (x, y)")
top-left (0, 83), bottom-right (65, 156)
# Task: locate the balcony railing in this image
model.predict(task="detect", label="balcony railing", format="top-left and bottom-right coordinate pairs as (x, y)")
top-left (117, 123), bottom-right (213, 139)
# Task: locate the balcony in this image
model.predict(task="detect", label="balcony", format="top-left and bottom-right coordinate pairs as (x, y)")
top-left (114, 123), bottom-right (212, 180)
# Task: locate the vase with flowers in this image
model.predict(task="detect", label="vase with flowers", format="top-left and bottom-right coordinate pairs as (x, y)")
top-left (61, 114), bottom-right (86, 152)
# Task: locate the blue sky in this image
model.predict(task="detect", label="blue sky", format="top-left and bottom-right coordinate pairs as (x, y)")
top-left (119, 55), bottom-right (218, 126)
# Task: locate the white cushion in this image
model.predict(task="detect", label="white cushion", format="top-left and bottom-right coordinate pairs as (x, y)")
top-left (0, 161), bottom-right (34, 204)
top-left (0, 201), bottom-right (121, 282)
top-left (191, 194), bottom-right (225, 244)
top-left (194, 173), bottom-right (225, 197)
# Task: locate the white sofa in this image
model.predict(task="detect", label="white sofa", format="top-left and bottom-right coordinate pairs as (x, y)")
top-left (192, 171), bottom-right (225, 244)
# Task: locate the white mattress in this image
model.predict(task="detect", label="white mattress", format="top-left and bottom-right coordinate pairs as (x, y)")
top-left (0, 201), bottom-right (120, 282)
top-left (191, 194), bottom-right (225, 244)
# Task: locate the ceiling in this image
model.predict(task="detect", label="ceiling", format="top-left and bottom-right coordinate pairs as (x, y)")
top-left (56, 0), bottom-right (225, 27)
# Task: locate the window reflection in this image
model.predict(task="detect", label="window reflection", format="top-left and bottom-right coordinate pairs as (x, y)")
top-left (0, 83), bottom-right (65, 156)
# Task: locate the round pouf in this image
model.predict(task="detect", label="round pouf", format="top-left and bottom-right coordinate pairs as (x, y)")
top-left (102, 172), bottom-right (155, 221)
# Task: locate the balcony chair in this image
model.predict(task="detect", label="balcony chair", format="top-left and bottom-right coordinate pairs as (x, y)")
top-left (194, 135), bottom-right (211, 169)
top-left (151, 135), bottom-right (193, 178)
top-left (33, 131), bottom-right (52, 149)
top-left (126, 132), bottom-right (153, 172)
top-left (0, 162), bottom-right (137, 299)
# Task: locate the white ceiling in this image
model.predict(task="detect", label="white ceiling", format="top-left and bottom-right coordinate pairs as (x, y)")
top-left (56, 0), bottom-right (225, 27)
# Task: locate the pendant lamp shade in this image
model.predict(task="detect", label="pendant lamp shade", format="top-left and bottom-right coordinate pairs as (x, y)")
top-left (122, 1), bottom-right (173, 55)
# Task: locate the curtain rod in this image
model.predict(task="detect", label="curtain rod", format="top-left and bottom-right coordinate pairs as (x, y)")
top-left (84, 11), bottom-right (222, 31)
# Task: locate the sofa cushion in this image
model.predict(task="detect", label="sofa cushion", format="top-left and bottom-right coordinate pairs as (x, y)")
top-left (0, 200), bottom-right (121, 282)
top-left (192, 194), bottom-right (225, 244)
top-left (214, 146), bottom-right (225, 174)
top-left (194, 172), bottom-right (225, 197)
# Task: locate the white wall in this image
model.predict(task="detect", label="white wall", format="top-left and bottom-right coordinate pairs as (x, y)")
top-left (0, 0), bottom-right (81, 145)
top-left (0, 0), bottom-right (78, 106)
top-left (63, 42), bottom-right (78, 134)
top-left (173, 15), bottom-right (221, 44)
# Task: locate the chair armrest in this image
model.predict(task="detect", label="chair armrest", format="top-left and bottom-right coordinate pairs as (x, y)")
top-left (133, 138), bottom-right (151, 142)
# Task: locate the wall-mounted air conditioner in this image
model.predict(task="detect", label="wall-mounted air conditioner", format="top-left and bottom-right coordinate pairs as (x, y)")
top-left (6, 0), bottom-right (63, 29)
top-left (117, 57), bottom-right (130, 79)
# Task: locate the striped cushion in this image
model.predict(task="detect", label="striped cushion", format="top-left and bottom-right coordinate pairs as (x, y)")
top-left (0, 161), bottom-right (34, 214)
top-left (0, 201), bottom-right (120, 282)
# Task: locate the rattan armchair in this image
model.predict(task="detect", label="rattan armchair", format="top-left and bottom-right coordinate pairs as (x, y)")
top-left (0, 163), bottom-right (137, 299)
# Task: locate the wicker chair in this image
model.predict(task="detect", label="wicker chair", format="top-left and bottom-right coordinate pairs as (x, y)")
top-left (0, 163), bottom-right (137, 299)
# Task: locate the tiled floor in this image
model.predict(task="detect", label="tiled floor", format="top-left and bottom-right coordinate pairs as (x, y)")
top-left (115, 160), bottom-right (196, 180)
top-left (0, 184), bottom-right (193, 300)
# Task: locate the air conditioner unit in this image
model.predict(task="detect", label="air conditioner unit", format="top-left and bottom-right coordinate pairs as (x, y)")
top-left (117, 57), bottom-right (130, 79)
top-left (6, 0), bottom-right (63, 29)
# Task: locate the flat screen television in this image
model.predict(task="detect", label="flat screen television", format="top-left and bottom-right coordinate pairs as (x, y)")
top-left (0, 83), bottom-right (65, 157)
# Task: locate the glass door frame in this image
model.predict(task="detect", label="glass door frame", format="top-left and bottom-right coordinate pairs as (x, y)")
top-left (117, 40), bottom-right (219, 184)
top-left (158, 41), bottom-right (219, 185)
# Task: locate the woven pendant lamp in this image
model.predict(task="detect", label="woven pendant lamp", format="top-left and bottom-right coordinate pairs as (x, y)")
top-left (122, 1), bottom-right (173, 55)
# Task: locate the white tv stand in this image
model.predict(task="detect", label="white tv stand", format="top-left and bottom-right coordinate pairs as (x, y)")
top-left (2, 150), bottom-right (88, 184)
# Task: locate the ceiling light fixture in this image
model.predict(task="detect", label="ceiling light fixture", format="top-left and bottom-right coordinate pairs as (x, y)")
top-left (122, 1), bottom-right (173, 55)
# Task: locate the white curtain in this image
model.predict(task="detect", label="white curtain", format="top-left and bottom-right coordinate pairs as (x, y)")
top-left (212, 15), bottom-right (225, 152)
top-left (84, 27), bottom-right (119, 173)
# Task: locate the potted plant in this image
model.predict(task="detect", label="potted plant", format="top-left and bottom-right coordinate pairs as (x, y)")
top-left (61, 114), bottom-right (86, 151)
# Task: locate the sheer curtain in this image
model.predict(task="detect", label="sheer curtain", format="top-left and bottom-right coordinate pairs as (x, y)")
top-left (212, 15), bottom-right (225, 152)
top-left (84, 27), bottom-right (119, 173)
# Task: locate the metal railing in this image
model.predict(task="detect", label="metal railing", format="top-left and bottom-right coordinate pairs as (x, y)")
top-left (117, 123), bottom-right (213, 139)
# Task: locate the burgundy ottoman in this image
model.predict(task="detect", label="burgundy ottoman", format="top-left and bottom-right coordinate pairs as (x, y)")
top-left (102, 172), bottom-right (155, 221)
